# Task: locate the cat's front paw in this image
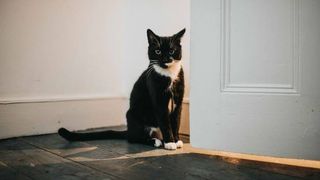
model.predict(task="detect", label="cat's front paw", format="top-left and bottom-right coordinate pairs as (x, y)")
top-left (176, 140), bottom-right (183, 148)
top-left (164, 142), bottom-right (177, 150)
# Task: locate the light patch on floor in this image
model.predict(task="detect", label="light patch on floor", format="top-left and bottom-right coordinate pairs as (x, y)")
top-left (187, 145), bottom-right (320, 170)
top-left (45, 142), bottom-right (320, 170)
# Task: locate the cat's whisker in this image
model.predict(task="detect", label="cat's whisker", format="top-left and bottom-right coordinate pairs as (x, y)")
top-left (149, 62), bottom-right (158, 66)
top-left (146, 68), bottom-right (154, 78)
top-left (146, 70), bottom-right (151, 78)
top-left (146, 65), bottom-right (155, 76)
top-left (146, 68), bottom-right (152, 74)
top-left (145, 66), bottom-right (153, 75)
top-left (147, 65), bottom-right (153, 71)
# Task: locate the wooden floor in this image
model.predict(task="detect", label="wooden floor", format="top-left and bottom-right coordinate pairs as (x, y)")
top-left (1, 127), bottom-right (320, 180)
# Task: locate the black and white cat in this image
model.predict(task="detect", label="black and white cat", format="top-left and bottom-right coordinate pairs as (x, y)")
top-left (58, 28), bottom-right (185, 150)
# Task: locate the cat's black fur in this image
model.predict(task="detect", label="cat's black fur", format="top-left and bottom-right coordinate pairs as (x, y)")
top-left (58, 28), bottom-right (185, 149)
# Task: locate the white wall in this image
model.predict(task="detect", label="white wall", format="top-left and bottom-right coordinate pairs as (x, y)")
top-left (0, 0), bottom-right (190, 139)
top-left (0, 0), bottom-right (125, 101)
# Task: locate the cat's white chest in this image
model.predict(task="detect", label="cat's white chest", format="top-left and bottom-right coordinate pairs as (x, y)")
top-left (168, 97), bottom-right (176, 113)
top-left (153, 61), bottom-right (181, 113)
top-left (153, 61), bottom-right (181, 81)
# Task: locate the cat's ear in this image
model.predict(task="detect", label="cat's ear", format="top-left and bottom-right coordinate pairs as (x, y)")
top-left (173, 28), bottom-right (186, 41)
top-left (147, 29), bottom-right (160, 46)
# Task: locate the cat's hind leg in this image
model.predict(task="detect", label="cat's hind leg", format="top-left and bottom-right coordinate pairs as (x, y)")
top-left (145, 127), bottom-right (163, 148)
top-left (126, 123), bottom-right (162, 148)
top-left (146, 127), bottom-right (179, 150)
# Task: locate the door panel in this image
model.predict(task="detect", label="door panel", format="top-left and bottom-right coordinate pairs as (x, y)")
top-left (191, 0), bottom-right (320, 160)
top-left (222, 0), bottom-right (300, 93)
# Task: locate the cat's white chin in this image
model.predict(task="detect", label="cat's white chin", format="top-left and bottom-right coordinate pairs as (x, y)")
top-left (153, 61), bottom-right (181, 80)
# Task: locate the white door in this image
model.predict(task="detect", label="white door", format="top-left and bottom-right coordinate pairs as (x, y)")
top-left (191, 0), bottom-right (320, 160)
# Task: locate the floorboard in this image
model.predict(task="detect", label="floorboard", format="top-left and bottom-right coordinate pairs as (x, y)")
top-left (0, 139), bottom-right (118, 180)
top-left (1, 127), bottom-right (319, 180)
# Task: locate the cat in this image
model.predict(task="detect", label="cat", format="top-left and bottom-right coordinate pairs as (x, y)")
top-left (58, 28), bottom-right (185, 150)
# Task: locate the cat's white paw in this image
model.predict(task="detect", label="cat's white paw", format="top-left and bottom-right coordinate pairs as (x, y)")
top-left (176, 140), bottom-right (183, 148)
top-left (164, 142), bottom-right (177, 150)
top-left (153, 138), bottom-right (162, 148)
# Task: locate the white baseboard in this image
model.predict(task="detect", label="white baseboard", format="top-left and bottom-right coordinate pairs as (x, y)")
top-left (0, 97), bottom-right (128, 139)
top-left (0, 94), bottom-right (125, 104)
top-left (0, 96), bottom-right (189, 139)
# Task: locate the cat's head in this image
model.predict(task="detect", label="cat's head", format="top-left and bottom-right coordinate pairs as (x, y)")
top-left (147, 29), bottom-right (185, 69)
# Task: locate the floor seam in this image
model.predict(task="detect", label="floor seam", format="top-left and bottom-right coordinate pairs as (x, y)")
top-left (19, 138), bottom-right (125, 180)
top-left (0, 160), bottom-right (36, 180)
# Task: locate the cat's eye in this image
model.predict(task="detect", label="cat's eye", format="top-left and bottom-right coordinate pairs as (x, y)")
top-left (155, 50), bottom-right (161, 55)
top-left (169, 50), bottom-right (175, 55)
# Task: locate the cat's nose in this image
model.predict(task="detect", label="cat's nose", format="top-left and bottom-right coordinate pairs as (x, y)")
top-left (163, 58), bottom-right (172, 63)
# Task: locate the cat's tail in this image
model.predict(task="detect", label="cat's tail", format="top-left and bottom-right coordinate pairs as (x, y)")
top-left (58, 128), bottom-right (127, 141)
